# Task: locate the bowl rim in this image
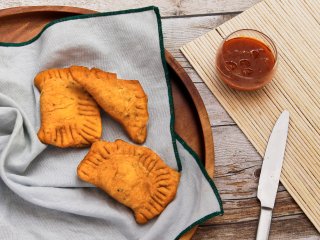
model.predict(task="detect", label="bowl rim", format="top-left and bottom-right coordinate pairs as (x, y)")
top-left (216, 28), bottom-right (278, 80)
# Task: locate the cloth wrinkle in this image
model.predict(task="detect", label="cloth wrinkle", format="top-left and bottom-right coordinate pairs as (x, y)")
top-left (0, 8), bottom-right (222, 240)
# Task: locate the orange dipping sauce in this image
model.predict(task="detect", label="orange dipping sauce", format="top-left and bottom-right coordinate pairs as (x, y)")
top-left (216, 31), bottom-right (277, 91)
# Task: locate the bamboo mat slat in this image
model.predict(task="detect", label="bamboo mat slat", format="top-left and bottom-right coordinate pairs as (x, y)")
top-left (181, 0), bottom-right (320, 232)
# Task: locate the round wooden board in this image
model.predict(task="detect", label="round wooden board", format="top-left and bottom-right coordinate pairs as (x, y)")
top-left (0, 6), bottom-right (214, 239)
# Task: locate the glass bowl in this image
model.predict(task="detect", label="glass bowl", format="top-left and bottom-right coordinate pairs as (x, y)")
top-left (215, 29), bottom-right (278, 91)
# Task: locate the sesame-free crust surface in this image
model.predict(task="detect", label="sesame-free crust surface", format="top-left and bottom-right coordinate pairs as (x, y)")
top-left (35, 68), bottom-right (102, 147)
top-left (0, 6), bottom-right (214, 239)
top-left (77, 139), bottom-right (180, 224)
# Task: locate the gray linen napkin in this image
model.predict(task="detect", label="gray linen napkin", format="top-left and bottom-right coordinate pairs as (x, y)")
top-left (0, 7), bottom-right (222, 240)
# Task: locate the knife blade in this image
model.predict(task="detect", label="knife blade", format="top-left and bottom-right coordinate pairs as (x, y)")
top-left (256, 110), bottom-right (290, 240)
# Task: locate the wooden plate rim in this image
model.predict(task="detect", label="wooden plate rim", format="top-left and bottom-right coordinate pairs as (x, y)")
top-left (0, 5), bottom-right (214, 176)
top-left (0, 6), bottom-right (97, 17)
top-left (0, 6), bottom-right (215, 240)
top-left (165, 51), bottom-right (214, 176)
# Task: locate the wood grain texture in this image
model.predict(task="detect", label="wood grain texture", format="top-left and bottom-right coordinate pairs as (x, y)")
top-left (181, 0), bottom-right (320, 236)
top-left (162, 13), bottom-right (318, 239)
top-left (0, 6), bottom-right (214, 240)
top-left (193, 214), bottom-right (317, 240)
top-left (0, 6), bottom-right (213, 175)
top-left (162, 15), bottom-right (236, 66)
top-left (0, 0), bottom-right (262, 17)
top-left (166, 50), bottom-right (215, 177)
top-left (0, 0), bottom-right (318, 238)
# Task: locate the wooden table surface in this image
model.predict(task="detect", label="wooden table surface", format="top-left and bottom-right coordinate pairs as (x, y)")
top-left (1, 1), bottom-right (319, 239)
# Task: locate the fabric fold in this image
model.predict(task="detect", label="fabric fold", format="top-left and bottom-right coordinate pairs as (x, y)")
top-left (0, 95), bottom-right (45, 175)
top-left (0, 7), bottom-right (222, 240)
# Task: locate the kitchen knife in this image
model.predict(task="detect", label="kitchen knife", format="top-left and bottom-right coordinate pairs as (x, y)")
top-left (256, 110), bottom-right (290, 240)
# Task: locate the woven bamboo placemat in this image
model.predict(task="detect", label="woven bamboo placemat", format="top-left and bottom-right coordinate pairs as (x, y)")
top-left (181, 0), bottom-right (320, 232)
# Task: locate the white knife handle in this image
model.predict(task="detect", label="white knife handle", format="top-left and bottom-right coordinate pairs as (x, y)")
top-left (256, 208), bottom-right (273, 240)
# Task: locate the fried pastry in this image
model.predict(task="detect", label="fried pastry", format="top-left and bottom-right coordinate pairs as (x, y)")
top-left (70, 66), bottom-right (148, 144)
top-left (77, 140), bottom-right (180, 224)
top-left (35, 68), bottom-right (102, 147)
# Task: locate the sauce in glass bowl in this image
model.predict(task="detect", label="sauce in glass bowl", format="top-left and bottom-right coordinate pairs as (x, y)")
top-left (216, 29), bottom-right (277, 91)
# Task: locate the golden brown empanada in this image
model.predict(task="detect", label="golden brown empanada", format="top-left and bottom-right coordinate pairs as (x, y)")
top-left (77, 139), bottom-right (180, 224)
top-left (35, 68), bottom-right (102, 147)
top-left (69, 66), bottom-right (148, 144)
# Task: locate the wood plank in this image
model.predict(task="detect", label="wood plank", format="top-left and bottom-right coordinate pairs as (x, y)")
top-left (197, 124), bottom-right (318, 238)
top-left (210, 125), bottom-right (300, 221)
top-left (0, 0), bottom-right (261, 17)
top-left (195, 82), bottom-right (234, 126)
top-left (0, 0), bottom-right (316, 237)
top-left (161, 14), bottom-right (319, 239)
top-left (162, 15), bottom-right (237, 127)
top-left (181, 0), bottom-right (320, 233)
top-left (177, 0), bottom-right (260, 16)
top-left (194, 214), bottom-right (317, 239)
top-left (163, 15), bottom-right (236, 69)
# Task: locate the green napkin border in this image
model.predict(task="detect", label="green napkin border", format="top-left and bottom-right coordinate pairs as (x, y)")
top-left (0, 6), bottom-right (223, 239)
